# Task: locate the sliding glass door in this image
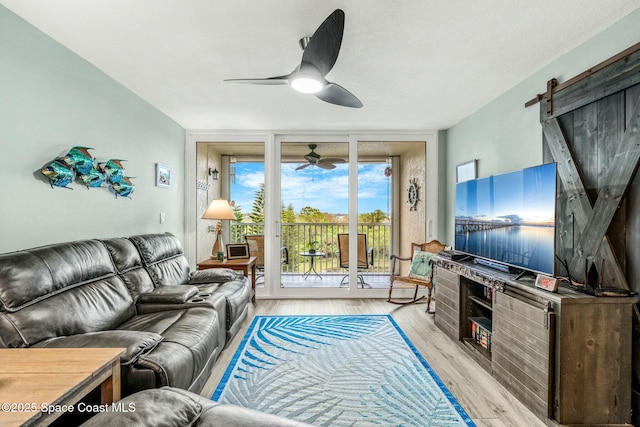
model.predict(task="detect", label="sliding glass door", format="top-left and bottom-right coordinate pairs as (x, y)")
top-left (186, 132), bottom-right (437, 301)
top-left (194, 140), bottom-right (266, 285)
top-left (279, 140), bottom-right (350, 290)
top-left (270, 136), bottom-right (410, 298)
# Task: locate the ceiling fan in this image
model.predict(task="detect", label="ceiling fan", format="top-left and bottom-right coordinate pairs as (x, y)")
top-left (296, 144), bottom-right (345, 170)
top-left (224, 9), bottom-right (362, 108)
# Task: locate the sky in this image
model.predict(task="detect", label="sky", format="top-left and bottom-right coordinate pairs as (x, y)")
top-left (230, 162), bottom-right (391, 215)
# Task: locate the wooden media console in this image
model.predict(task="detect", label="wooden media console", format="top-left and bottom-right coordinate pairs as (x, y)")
top-left (433, 256), bottom-right (635, 426)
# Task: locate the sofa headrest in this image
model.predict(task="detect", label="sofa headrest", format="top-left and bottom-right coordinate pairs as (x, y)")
top-left (0, 240), bottom-right (115, 311)
top-left (129, 233), bottom-right (184, 266)
top-left (102, 237), bottom-right (143, 273)
top-left (79, 387), bottom-right (204, 427)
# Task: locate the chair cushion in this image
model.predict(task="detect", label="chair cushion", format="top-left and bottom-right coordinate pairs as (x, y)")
top-left (247, 239), bottom-right (259, 254)
top-left (408, 251), bottom-right (434, 281)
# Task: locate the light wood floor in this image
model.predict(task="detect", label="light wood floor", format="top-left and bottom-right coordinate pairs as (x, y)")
top-left (201, 299), bottom-right (547, 427)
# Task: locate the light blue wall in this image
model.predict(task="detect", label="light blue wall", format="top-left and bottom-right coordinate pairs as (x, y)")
top-left (444, 8), bottom-right (640, 245)
top-left (0, 6), bottom-right (185, 252)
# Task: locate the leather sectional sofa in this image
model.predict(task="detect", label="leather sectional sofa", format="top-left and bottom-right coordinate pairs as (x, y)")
top-left (0, 232), bottom-right (251, 396)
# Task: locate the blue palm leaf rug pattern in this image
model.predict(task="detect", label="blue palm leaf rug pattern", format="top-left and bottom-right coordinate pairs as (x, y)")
top-left (213, 315), bottom-right (475, 426)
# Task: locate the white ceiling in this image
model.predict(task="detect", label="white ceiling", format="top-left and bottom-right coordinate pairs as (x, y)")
top-left (3, 1), bottom-right (639, 131)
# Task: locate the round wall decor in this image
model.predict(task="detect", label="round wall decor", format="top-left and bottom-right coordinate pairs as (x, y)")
top-left (407, 178), bottom-right (420, 211)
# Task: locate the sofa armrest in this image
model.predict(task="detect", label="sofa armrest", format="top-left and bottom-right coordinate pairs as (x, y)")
top-left (33, 330), bottom-right (162, 365)
top-left (189, 268), bottom-right (241, 284)
top-left (137, 285), bottom-right (198, 304)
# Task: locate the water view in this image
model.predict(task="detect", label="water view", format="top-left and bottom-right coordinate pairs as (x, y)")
top-left (455, 225), bottom-right (554, 274)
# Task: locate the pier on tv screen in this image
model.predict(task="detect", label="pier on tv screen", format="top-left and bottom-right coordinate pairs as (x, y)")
top-left (454, 162), bottom-right (557, 275)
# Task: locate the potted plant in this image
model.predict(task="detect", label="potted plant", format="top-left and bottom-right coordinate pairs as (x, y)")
top-left (307, 240), bottom-right (320, 254)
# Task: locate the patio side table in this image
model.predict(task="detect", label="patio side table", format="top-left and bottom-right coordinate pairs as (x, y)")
top-left (300, 251), bottom-right (326, 280)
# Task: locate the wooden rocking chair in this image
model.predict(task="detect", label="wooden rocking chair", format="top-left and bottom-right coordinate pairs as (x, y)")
top-left (387, 240), bottom-right (446, 313)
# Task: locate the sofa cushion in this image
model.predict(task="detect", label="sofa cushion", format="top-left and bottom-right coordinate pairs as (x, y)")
top-left (102, 237), bottom-right (143, 273)
top-left (129, 233), bottom-right (184, 265)
top-left (33, 330), bottom-right (162, 365)
top-left (118, 310), bottom-right (185, 335)
top-left (129, 233), bottom-right (190, 287)
top-left (102, 237), bottom-right (155, 300)
top-left (118, 307), bottom-right (222, 389)
top-left (4, 276), bottom-right (135, 346)
top-left (204, 279), bottom-right (251, 330)
top-left (0, 240), bottom-right (115, 312)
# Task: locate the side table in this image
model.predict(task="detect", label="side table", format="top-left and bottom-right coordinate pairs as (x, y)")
top-left (197, 256), bottom-right (257, 303)
top-left (300, 251), bottom-right (326, 280)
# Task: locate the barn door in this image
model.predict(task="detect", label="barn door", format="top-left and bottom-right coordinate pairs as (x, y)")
top-left (542, 86), bottom-right (640, 290)
top-left (534, 45), bottom-right (640, 383)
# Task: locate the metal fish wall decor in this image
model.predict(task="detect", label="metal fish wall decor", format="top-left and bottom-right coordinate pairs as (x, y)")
top-left (40, 147), bottom-right (135, 199)
top-left (41, 159), bottom-right (75, 189)
top-left (99, 159), bottom-right (126, 184)
top-left (63, 146), bottom-right (96, 175)
top-left (111, 176), bottom-right (135, 198)
top-left (79, 167), bottom-right (107, 188)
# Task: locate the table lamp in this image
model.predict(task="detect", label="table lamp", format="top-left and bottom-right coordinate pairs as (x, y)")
top-left (202, 199), bottom-right (236, 258)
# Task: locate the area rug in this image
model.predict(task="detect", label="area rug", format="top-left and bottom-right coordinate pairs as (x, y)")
top-left (212, 315), bottom-right (475, 426)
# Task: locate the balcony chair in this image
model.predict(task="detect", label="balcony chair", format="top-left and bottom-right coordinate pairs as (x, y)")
top-left (338, 233), bottom-right (373, 288)
top-left (244, 235), bottom-right (289, 285)
top-left (388, 240), bottom-right (446, 313)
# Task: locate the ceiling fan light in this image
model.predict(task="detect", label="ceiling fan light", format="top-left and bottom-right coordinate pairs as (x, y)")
top-left (291, 76), bottom-right (324, 94)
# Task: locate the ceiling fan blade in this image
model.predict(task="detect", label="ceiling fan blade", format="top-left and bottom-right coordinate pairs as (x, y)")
top-left (319, 158), bottom-right (345, 164)
top-left (316, 162), bottom-right (336, 170)
top-left (301, 9), bottom-right (344, 77)
top-left (315, 82), bottom-right (362, 108)
top-left (224, 74), bottom-right (291, 85)
top-left (295, 163), bottom-right (311, 171)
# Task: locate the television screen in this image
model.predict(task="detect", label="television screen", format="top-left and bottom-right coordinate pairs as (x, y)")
top-left (455, 162), bottom-right (557, 275)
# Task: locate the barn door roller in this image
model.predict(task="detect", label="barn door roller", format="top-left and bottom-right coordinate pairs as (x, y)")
top-left (525, 41), bottom-right (640, 114)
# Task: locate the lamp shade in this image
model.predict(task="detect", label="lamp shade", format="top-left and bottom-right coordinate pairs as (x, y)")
top-left (202, 199), bottom-right (235, 220)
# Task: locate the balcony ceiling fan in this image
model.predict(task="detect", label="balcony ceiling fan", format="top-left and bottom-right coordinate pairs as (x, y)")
top-left (224, 9), bottom-right (362, 108)
top-left (296, 144), bottom-right (345, 170)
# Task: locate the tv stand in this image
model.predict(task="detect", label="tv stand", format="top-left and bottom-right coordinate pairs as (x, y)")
top-left (432, 255), bottom-right (635, 426)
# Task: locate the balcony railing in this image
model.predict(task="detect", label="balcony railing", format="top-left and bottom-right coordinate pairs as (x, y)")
top-left (230, 222), bottom-right (391, 276)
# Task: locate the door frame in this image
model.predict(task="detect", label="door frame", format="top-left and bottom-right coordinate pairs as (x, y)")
top-left (185, 130), bottom-right (442, 299)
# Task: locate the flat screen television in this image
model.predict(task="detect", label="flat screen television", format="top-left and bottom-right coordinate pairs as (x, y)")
top-left (455, 162), bottom-right (557, 276)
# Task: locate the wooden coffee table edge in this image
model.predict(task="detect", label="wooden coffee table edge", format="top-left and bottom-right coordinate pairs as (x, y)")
top-left (0, 348), bottom-right (124, 427)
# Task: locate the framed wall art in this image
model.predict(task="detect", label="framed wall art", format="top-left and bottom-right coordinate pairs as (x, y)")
top-left (156, 163), bottom-right (171, 188)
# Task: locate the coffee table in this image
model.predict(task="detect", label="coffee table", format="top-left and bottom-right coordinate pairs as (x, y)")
top-left (0, 347), bottom-right (125, 427)
top-left (197, 256), bottom-right (257, 302)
